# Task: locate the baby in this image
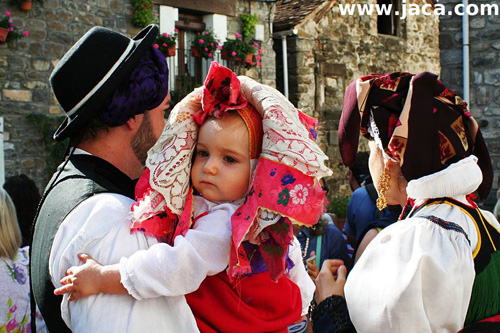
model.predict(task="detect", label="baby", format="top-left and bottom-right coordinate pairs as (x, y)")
top-left (55, 62), bottom-right (332, 331)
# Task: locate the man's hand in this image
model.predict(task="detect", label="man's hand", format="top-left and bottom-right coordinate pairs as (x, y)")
top-left (314, 259), bottom-right (347, 304)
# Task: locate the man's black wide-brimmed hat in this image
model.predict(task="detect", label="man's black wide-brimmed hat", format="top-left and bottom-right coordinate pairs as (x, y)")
top-left (50, 24), bottom-right (158, 142)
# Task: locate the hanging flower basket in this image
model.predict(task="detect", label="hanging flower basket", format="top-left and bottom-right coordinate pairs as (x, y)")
top-left (0, 27), bottom-right (8, 42)
top-left (190, 28), bottom-right (220, 59)
top-left (221, 50), bottom-right (254, 65)
top-left (20, 1), bottom-right (32, 11)
top-left (164, 45), bottom-right (176, 57)
top-left (220, 49), bottom-right (242, 62)
top-left (0, 11), bottom-right (30, 42)
top-left (154, 31), bottom-right (177, 58)
top-left (191, 46), bottom-right (202, 58)
top-left (221, 35), bottom-right (257, 65)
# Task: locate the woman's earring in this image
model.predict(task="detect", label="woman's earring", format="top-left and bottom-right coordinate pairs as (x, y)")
top-left (376, 172), bottom-right (390, 211)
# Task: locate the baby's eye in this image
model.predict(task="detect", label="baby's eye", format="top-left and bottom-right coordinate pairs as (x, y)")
top-left (224, 156), bottom-right (237, 163)
top-left (197, 150), bottom-right (209, 158)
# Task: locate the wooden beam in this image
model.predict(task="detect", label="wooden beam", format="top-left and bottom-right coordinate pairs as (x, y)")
top-left (154, 0), bottom-right (236, 17)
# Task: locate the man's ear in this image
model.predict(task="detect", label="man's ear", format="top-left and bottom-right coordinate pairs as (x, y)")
top-left (125, 114), bottom-right (144, 131)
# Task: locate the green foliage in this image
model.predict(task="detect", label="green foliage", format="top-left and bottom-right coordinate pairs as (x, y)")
top-left (0, 11), bottom-right (30, 42)
top-left (327, 196), bottom-right (350, 219)
top-left (154, 30), bottom-right (177, 53)
top-left (26, 113), bottom-right (68, 174)
top-left (191, 28), bottom-right (220, 59)
top-left (130, 0), bottom-right (155, 28)
top-left (240, 12), bottom-right (258, 40)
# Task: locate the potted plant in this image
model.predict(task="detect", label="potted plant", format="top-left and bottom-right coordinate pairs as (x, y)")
top-left (221, 33), bottom-right (256, 64)
top-left (327, 195), bottom-right (350, 230)
top-left (190, 28), bottom-right (220, 59)
top-left (0, 11), bottom-right (29, 43)
top-left (130, 0), bottom-right (155, 28)
top-left (245, 42), bottom-right (264, 68)
top-left (154, 29), bottom-right (177, 57)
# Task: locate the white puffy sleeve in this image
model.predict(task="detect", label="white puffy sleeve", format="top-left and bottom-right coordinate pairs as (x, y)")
top-left (287, 236), bottom-right (315, 316)
top-left (344, 216), bottom-right (475, 332)
top-left (119, 201), bottom-right (235, 300)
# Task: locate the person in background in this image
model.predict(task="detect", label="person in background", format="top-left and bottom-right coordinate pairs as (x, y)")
top-left (295, 214), bottom-right (351, 282)
top-left (347, 152), bottom-right (371, 192)
top-left (343, 151), bottom-right (401, 260)
top-left (323, 71), bottom-right (499, 331)
top-left (3, 174), bottom-right (41, 247)
top-left (29, 25), bottom-right (195, 332)
top-left (343, 152), bottom-right (376, 248)
top-left (0, 188), bottom-right (46, 332)
top-left (292, 179), bottom-right (350, 333)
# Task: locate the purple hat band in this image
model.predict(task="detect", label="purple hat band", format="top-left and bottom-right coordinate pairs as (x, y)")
top-left (103, 46), bottom-right (169, 127)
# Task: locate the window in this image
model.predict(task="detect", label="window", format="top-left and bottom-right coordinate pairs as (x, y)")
top-left (377, 0), bottom-right (399, 36)
top-left (161, 11), bottom-right (227, 106)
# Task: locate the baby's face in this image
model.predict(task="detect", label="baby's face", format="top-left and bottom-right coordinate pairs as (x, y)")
top-left (191, 114), bottom-right (251, 203)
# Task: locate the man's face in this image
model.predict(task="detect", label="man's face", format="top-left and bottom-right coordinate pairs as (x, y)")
top-left (131, 93), bottom-right (171, 165)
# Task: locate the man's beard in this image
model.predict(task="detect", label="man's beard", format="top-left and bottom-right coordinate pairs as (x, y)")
top-left (131, 111), bottom-right (157, 165)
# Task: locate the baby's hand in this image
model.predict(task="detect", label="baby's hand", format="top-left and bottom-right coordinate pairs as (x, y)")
top-left (54, 253), bottom-right (104, 301)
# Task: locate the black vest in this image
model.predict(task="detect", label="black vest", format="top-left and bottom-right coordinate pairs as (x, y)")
top-left (30, 155), bottom-right (136, 332)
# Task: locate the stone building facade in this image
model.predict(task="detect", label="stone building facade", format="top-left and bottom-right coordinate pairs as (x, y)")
top-left (439, 0), bottom-right (500, 209)
top-left (0, 0), bottom-right (276, 191)
top-left (273, 0), bottom-right (440, 196)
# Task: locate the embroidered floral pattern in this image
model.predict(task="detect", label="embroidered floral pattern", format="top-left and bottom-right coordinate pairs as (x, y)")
top-left (309, 129), bottom-right (317, 140)
top-left (230, 158), bottom-right (327, 280)
top-left (277, 188), bottom-right (290, 207)
top-left (290, 184), bottom-right (308, 205)
top-left (281, 174), bottom-right (296, 186)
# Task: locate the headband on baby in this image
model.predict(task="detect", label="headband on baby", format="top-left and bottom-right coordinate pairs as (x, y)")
top-left (193, 62), bottom-right (263, 159)
top-left (131, 62), bottom-right (332, 281)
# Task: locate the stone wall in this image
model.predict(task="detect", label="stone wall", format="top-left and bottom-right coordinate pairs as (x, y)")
top-left (282, 0), bottom-right (440, 196)
top-left (440, 0), bottom-right (500, 209)
top-left (0, 0), bottom-right (137, 191)
top-left (228, 1), bottom-right (276, 87)
top-left (0, 0), bottom-right (276, 191)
